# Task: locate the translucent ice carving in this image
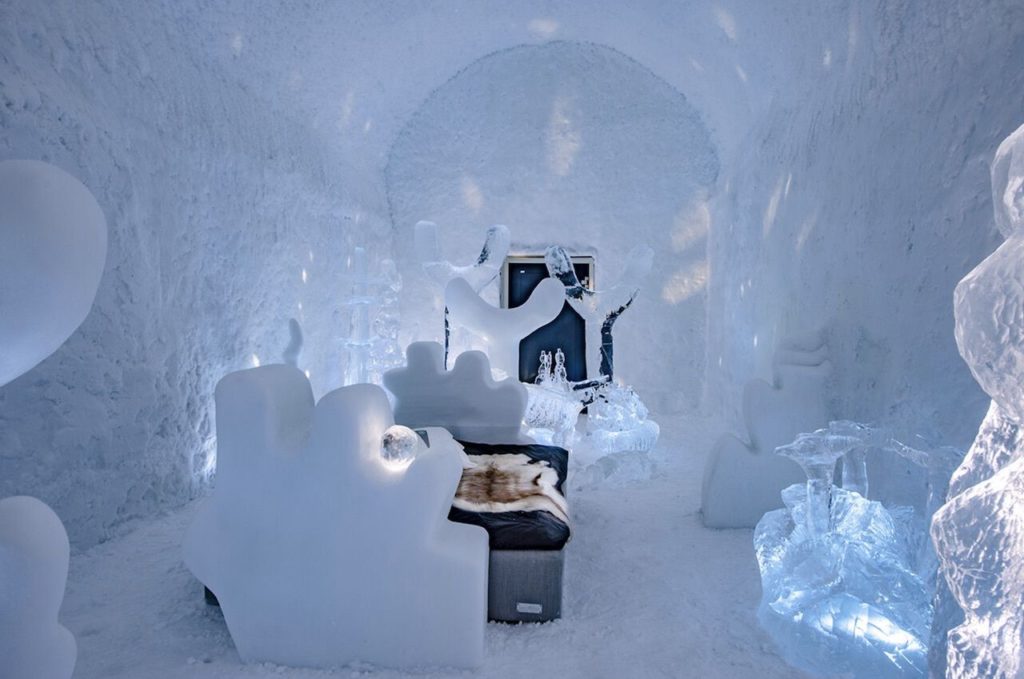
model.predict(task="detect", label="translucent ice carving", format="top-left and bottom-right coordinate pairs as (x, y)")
top-left (584, 383), bottom-right (660, 456)
top-left (774, 428), bottom-right (860, 537)
top-left (183, 370), bottom-right (488, 670)
top-left (414, 221), bottom-right (510, 292)
top-left (523, 350), bottom-right (584, 447)
top-left (755, 484), bottom-right (930, 679)
top-left (383, 341), bottom-right (532, 445)
top-left (545, 244), bottom-right (652, 379)
top-left (0, 160), bottom-right (107, 386)
top-left (702, 331), bottom-right (831, 528)
top-left (445, 276), bottom-right (564, 380)
top-left (340, 247), bottom-right (403, 385)
top-left (930, 122), bottom-right (1024, 679)
top-left (0, 496), bottom-right (76, 679)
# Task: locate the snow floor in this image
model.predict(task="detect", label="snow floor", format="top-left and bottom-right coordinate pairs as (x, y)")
top-left (61, 416), bottom-right (810, 679)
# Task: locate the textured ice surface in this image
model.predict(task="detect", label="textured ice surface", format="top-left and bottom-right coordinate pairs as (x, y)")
top-left (445, 276), bottom-right (564, 380)
top-left (775, 427), bottom-right (862, 538)
top-left (702, 332), bottom-right (831, 528)
top-left (0, 496), bottom-right (76, 679)
top-left (281, 318), bottom-right (303, 368)
top-left (929, 123), bottom-right (1024, 679)
top-left (755, 484), bottom-right (929, 679)
top-left (0, 160), bottom-right (107, 387)
top-left (383, 342), bottom-right (531, 445)
top-left (932, 404), bottom-right (1024, 679)
top-left (545, 244), bottom-right (652, 380)
top-left (184, 368), bottom-right (488, 670)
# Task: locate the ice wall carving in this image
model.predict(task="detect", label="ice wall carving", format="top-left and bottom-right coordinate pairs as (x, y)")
top-left (341, 246), bottom-right (403, 385)
top-left (545, 244), bottom-right (652, 380)
top-left (183, 369), bottom-right (488, 670)
top-left (930, 123), bottom-right (1024, 679)
top-left (702, 332), bottom-right (832, 528)
top-left (0, 160), bottom-right (107, 386)
top-left (0, 496), bottom-right (77, 679)
top-left (445, 276), bottom-right (564, 380)
top-left (383, 342), bottom-right (531, 445)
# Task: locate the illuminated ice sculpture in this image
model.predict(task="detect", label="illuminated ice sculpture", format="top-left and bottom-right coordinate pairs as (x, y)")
top-left (755, 425), bottom-right (931, 678)
top-left (414, 221), bottom-right (510, 292)
top-left (0, 160), bottom-right (108, 679)
top-left (183, 369), bottom-right (488, 670)
top-left (445, 276), bottom-right (564, 379)
top-left (929, 122), bottom-right (1024, 679)
top-left (340, 246), bottom-right (402, 385)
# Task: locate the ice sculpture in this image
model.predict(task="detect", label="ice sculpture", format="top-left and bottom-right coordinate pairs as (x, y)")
top-left (545, 244), bottom-right (652, 379)
top-left (0, 496), bottom-right (77, 679)
top-left (281, 318), bottom-right (303, 368)
top-left (524, 350), bottom-right (584, 447)
top-left (930, 122), bottom-right (1024, 679)
top-left (183, 369), bottom-right (488, 670)
top-left (383, 341), bottom-right (532, 445)
top-left (0, 159), bottom-right (107, 386)
top-left (340, 247), bottom-right (403, 384)
top-left (755, 483), bottom-right (930, 679)
top-left (702, 331), bottom-right (831, 528)
top-left (774, 428), bottom-right (863, 538)
top-left (444, 276), bottom-right (564, 379)
top-left (414, 221), bottom-right (510, 292)
top-left (583, 383), bottom-right (660, 458)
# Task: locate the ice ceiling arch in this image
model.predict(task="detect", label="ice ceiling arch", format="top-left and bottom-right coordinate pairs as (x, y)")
top-left (385, 41), bottom-right (719, 412)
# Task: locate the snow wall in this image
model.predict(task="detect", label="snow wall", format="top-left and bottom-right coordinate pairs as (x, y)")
top-left (1, 0), bottom-right (1022, 547)
top-left (0, 1), bottom-right (391, 548)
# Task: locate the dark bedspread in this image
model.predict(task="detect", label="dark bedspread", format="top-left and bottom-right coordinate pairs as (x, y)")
top-left (448, 440), bottom-right (571, 551)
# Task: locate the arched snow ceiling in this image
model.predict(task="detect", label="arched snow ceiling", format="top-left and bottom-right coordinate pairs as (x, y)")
top-left (385, 41), bottom-right (719, 412)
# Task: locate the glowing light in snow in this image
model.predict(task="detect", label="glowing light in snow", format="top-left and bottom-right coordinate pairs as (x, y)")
top-left (301, 268), bottom-right (308, 284)
top-left (735, 65), bottom-right (748, 83)
top-left (661, 261), bottom-right (709, 304)
top-left (671, 199), bottom-right (711, 252)
top-left (714, 6), bottom-right (737, 41)
top-left (546, 96), bottom-right (581, 177)
top-left (461, 176), bottom-right (484, 214)
top-left (250, 354), bottom-right (261, 368)
top-left (230, 33), bottom-right (244, 57)
top-left (528, 18), bottom-right (559, 38)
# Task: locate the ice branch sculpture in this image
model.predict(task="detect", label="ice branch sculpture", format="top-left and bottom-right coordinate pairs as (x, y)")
top-left (544, 244), bottom-right (652, 380)
top-left (774, 427), bottom-right (860, 537)
top-left (445, 276), bottom-right (564, 380)
top-left (702, 331), bottom-right (831, 528)
top-left (383, 341), bottom-right (532, 445)
top-left (0, 497), bottom-right (77, 679)
top-left (183, 369), bottom-right (488, 670)
top-left (929, 122), bottom-right (1024, 679)
top-left (414, 221), bottom-right (510, 292)
top-left (524, 349), bottom-right (585, 447)
top-left (0, 160), bottom-right (109, 679)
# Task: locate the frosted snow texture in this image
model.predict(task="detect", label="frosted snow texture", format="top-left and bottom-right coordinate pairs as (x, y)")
top-left (445, 276), bottom-right (564, 380)
top-left (929, 123), bottom-right (1024, 679)
top-left (0, 160), bottom-right (107, 387)
top-left (545, 244), bottom-right (652, 379)
top-left (383, 342), bottom-right (531, 445)
top-left (183, 369), bottom-right (488, 670)
top-left (702, 332), bottom-right (831, 528)
top-left (0, 496), bottom-right (76, 679)
top-left (755, 484), bottom-right (929, 679)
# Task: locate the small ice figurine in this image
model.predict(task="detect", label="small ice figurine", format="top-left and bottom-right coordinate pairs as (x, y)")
top-left (774, 429), bottom-right (860, 538)
top-left (536, 350), bottom-right (553, 385)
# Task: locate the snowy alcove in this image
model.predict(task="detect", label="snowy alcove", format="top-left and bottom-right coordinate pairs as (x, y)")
top-left (2, 1), bottom-right (1024, 678)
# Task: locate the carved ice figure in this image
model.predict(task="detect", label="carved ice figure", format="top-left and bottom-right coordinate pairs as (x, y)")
top-left (414, 221), bottom-right (510, 292)
top-left (754, 483), bottom-right (930, 679)
top-left (774, 427), bottom-right (861, 538)
top-left (702, 331), bottom-right (832, 528)
top-left (383, 342), bottom-right (533, 445)
top-left (183, 369), bottom-right (488, 670)
top-left (0, 497), bottom-right (77, 679)
top-left (544, 244), bottom-right (652, 380)
top-left (583, 383), bottom-right (660, 458)
top-left (0, 160), bottom-right (107, 679)
top-left (0, 160), bottom-right (107, 386)
top-left (930, 122), bottom-right (1024, 679)
top-left (340, 247), bottom-right (403, 384)
top-left (523, 349), bottom-right (584, 447)
top-left (444, 276), bottom-right (564, 380)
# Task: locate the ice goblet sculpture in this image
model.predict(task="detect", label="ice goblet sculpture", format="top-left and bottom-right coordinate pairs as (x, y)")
top-left (775, 429), bottom-right (860, 538)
